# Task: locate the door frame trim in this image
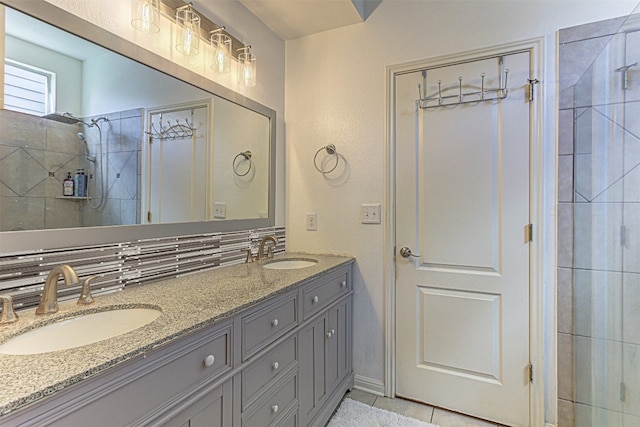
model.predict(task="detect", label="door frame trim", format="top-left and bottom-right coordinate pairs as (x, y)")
top-left (383, 37), bottom-right (546, 427)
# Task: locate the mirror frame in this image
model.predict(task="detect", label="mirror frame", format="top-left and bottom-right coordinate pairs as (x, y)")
top-left (0, 0), bottom-right (276, 254)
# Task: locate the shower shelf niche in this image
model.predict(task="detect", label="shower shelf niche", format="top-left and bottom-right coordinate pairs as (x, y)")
top-left (56, 196), bottom-right (91, 201)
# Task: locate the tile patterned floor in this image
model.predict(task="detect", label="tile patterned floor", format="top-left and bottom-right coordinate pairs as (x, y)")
top-left (340, 389), bottom-right (509, 427)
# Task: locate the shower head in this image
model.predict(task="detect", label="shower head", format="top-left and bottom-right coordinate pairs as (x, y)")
top-left (77, 132), bottom-right (95, 162)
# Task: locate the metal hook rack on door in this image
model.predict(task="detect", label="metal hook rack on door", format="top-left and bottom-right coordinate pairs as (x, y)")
top-left (314, 144), bottom-right (340, 175)
top-left (146, 112), bottom-right (196, 140)
top-left (417, 56), bottom-right (509, 110)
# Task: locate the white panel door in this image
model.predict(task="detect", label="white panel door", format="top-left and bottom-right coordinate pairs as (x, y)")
top-left (147, 104), bottom-right (210, 223)
top-left (395, 51), bottom-right (531, 427)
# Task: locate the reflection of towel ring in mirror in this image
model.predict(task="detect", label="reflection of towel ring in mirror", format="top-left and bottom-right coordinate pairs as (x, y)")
top-left (233, 151), bottom-right (253, 176)
top-left (314, 144), bottom-right (339, 175)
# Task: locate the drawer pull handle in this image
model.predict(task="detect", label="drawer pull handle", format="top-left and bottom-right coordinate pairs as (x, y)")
top-left (272, 404), bottom-right (279, 413)
top-left (204, 354), bottom-right (215, 367)
top-left (271, 318), bottom-right (279, 327)
top-left (272, 361), bottom-right (279, 370)
top-left (341, 280), bottom-right (346, 288)
top-left (312, 296), bottom-right (319, 304)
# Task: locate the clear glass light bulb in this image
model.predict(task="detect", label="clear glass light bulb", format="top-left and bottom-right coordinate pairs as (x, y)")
top-left (141, 2), bottom-right (151, 32)
top-left (243, 64), bottom-right (253, 85)
top-left (215, 50), bottom-right (226, 72)
top-left (183, 27), bottom-right (194, 55)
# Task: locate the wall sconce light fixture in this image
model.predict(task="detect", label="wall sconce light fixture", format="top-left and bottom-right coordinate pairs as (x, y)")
top-left (238, 46), bottom-right (257, 87)
top-left (131, 0), bottom-right (160, 33)
top-left (210, 28), bottom-right (231, 73)
top-left (175, 3), bottom-right (200, 56)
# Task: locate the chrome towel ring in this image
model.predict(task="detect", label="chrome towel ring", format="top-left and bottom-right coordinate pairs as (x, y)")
top-left (233, 151), bottom-right (253, 176)
top-left (314, 144), bottom-right (339, 175)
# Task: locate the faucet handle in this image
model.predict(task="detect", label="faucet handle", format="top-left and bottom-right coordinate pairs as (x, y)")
top-left (0, 295), bottom-right (19, 325)
top-left (243, 248), bottom-right (255, 263)
top-left (77, 275), bottom-right (97, 306)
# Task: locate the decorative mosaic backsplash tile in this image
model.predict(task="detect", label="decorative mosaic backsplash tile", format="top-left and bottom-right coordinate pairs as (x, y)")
top-left (0, 226), bottom-right (285, 310)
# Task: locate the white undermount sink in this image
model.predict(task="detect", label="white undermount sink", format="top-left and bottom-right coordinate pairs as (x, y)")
top-left (0, 307), bottom-right (161, 355)
top-left (262, 258), bottom-right (318, 270)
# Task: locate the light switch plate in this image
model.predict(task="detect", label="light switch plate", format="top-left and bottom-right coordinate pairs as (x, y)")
top-left (361, 203), bottom-right (381, 224)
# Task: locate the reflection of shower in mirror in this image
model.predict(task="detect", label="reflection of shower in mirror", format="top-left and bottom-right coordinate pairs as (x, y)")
top-left (74, 116), bottom-right (109, 209)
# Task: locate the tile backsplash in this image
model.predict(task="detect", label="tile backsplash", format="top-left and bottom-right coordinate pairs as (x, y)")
top-left (0, 226), bottom-right (285, 311)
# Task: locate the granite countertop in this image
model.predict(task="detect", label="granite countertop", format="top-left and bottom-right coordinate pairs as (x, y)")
top-left (0, 252), bottom-right (354, 416)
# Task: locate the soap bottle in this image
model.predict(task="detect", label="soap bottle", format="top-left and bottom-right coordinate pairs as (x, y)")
top-left (74, 169), bottom-right (87, 197)
top-left (63, 172), bottom-right (74, 196)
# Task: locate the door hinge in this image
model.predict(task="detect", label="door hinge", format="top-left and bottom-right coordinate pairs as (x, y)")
top-left (621, 381), bottom-right (627, 402)
top-left (524, 224), bottom-right (533, 243)
top-left (528, 363), bottom-right (534, 383)
top-left (147, 211), bottom-right (152, 223)
top-left (527, 78), bottom-right (539, 102)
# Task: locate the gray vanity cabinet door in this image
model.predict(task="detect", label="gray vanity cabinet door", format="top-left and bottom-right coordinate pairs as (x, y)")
top-left (298, 294), bottom-right (352, 427)
top-left (163, 379), bottom-right (233, 427)
top-left (325, 298), bottom-right (350, 396)
top-left (298, 313), bottom-right (328, 425)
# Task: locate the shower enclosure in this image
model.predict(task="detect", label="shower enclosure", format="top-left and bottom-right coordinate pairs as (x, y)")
top-left (570, 4), bottom-right (640, 425)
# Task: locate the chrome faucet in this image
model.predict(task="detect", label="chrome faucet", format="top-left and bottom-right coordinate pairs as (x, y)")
top-left (36, 265), bottom-right (79, 315)
top-left (257, 235), bottom-right (278, 260)
top-left (0, 295), bottom-right (18, 325)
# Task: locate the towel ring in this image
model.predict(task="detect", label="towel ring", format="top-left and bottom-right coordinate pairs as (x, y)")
top-left (233, 151), bottom-right (253, 176)
top-left (313, 144), bottom-right (339, 175)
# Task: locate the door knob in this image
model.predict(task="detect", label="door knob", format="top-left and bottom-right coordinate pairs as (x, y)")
top-left (399, 247), bottom-right (420, 258)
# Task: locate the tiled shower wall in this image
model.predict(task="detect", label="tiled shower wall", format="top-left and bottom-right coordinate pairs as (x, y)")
top-left (0, 108), bottom-right (142, 230)
top-left (0, 109), bottom-right (84, 231)
top-left (0, 226), bottom-right (285, 311)
top-left (557, 15), bottom-right (639, 427)
top-left (80, 109), bottom-right (143, 227)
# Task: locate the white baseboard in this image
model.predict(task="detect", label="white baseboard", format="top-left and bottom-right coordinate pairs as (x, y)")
top-left (353, 375), bottom-right (385, 396)
top-left (545, 423), bottom-right (557, 427)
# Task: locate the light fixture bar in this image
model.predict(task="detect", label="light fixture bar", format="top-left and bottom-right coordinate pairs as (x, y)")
top-left (159, 0), bottom-right (246, 60)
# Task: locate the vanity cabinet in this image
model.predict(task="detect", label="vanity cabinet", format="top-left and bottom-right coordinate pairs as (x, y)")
top-left (2, 262), bottom-right (353, 427)
top-left (163, 379), bottom-right (233, 427)
top-left (299, 275), bottom-right (352, 426)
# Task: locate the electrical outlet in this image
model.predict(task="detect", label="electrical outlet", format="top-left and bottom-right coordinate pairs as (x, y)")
top-left (361, 203), bottom-right (381, 224)
top-left (214, 202), bottom-right (227, 219)
top-left (306, 213), bottom-right (317, 231)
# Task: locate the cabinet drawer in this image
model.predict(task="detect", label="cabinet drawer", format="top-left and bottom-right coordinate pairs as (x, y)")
top-left (302, 270), bottom-right (349, 319)
top-left (242, 336), bottom-right (297, 410)
top-left (176, 324), bottom-right (232, 384)
top-left (243, 372), bottom-right (298, 427)
top-left (276, 410), bottom-right (297, 427)
top-left (242, 294), bottom-right (297, 361)
top-left (18, 321), bottom-right (233, 427)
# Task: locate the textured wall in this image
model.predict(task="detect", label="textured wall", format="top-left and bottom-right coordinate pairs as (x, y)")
top-left (284, 0), bottom-right (637, 424)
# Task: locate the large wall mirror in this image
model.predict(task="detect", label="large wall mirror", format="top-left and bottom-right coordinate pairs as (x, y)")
top-left (0, 1), bottom-right (276, 253)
